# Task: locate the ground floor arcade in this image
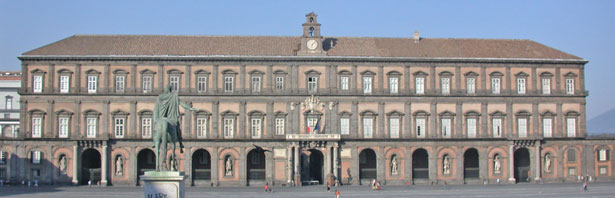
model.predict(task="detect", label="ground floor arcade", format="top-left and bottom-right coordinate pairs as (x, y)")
top-left (0, 138), bottom-right (614, 186)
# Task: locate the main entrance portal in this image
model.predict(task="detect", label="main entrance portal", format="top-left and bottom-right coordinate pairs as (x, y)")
top-left (81, 148), bottom-right (101, 185)
top-left (302, 149), bottom-right (323, 185)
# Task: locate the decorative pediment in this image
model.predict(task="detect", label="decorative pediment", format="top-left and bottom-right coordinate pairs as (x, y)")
top-left (563, 72), bottom-right (578, 77)
top-left (337, 70), bottom-right (352, 75)
top-left (540, 72), bottom-right (554, 77)
top-left (194, 69), bottom-right (210, 75)
top-left (413, 110), bottom-right (430, 116)
top-left (139, 69), bottom-right (156, 74)
top-left (338, 111), bottom-right (352, 117)
top-left (386, 110), bottom-right (405, 116)
top-left (515, 110), bottom-right (532, 116)
top-left (541, 110), bottom-right (556, 116)
top-left (464, 71), bottom-right (479, 77)
top-left (489, 71), bottom-right (504, 77)
top-left (113, 69), bottom-right (129, 75)
top-left (438, 110), bottom-right (456, 117)
top-left (514, 72), bottom-right (529, 77)
top-left (248, 70), bottom-right (264, 75)
top-left (360, 70), bottom-right (376, 76)
top-left (222, 69), bottom-right (238, 75)
top-left (413, 71), bottom-right (428, 76)
top-left (439, 71), bottom-right (454, 76)
top-left (489, 111), bottom-right (507, 117)
top-left (387, 71), bottom-right (402, 76)
top-left (360, 110), bottom-right (378, 116)
top-left (274, 70), bottom-right (288, 75)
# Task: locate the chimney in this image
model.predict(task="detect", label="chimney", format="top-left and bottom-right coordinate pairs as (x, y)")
top-left (413, 30), bottom-right (420, 43)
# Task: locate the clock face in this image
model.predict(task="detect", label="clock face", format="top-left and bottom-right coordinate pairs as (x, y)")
top-left (307, 39), bottom-right (318, 50)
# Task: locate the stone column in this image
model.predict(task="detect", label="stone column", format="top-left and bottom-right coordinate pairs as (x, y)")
top-left (479, 147), bottom-right (488, 182)
top-left (287, 146), bottom-right (293, 184)
top-left (101, 145), bottom-right (108, 185)
top-left (376, 147), bottom-right (385, 183)
top-left (75, 64), bottom-right (81, 94)
top-left (325, 147), bottom-right (331, 178)
top-left (130, 101), bottom-right (137, 138)
top-left (534, 143), bottom-right (541, 181)
top-left (19, 100), bottom-right (27, 139)
top-left (508, 145), bottom-right (515, 183)
top-left (532, 103), bottom-right (539, 138)
top-left (294, 145), bottom-right (301, 186)
top-left (429, 102), bottom-right (437, 138)
top-left (212, 65), bottom-right (219, 93)
top-left (211, 147), bottom-right (219, 186)
top-left (351, 147), bottom-right (360, 185)
top-left (580, 102), bottom-right (588, 138)
top-left (131, 64), bottom-right (137, 93)
top-left (456, 147), bottom-right (464, 184)
top-left (378, 102), bottom-right (385, 138)
top-left (239, 146), bottom-right (247, 185)
top-left (481, 102), bottom-right (488, 138)
top-left (72, 145), bottom-right (79, 184)
top-left (212, 101), bottom-right (219, 139)
top-left (267, 64), bottom-right (273, 93)
top-left (428, 148), bottom-right (437, 183)
top-left (129, 147), bottom-right (137, 185)
top-left (555, 67), bottom-right (561, 94)
top-left (333, 144), bottom-right (339, 181)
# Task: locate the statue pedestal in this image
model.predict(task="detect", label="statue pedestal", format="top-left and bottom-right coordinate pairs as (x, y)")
top-left (140, 171), bottom-right (186, 198)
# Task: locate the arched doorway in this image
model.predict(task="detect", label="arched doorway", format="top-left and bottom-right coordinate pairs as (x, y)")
top-left (359, 149), bottom-right (377, 184)
top-left (412, 148), bottom-right (429, 180)
top-left (464, 148), bottom-right (479, 179)
top-left (81, 148), bottom-right (101, 185)
top-left (137, 149), bottom-right (156, 185)
top-left (514, 148), bottom-right (530, 183)
top-left (192, 149), bottom-right (211, 184)
top-left (247, 150), bottom-right (266, 185)
top-left (302, 149), bottom-right (324, 185)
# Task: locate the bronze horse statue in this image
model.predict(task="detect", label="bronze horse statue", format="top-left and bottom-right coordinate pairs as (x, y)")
top-left (152, 85), bottom-right (198, 171)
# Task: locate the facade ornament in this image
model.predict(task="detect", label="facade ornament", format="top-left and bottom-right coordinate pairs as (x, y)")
top-left (290, 102), bottom-right (296, 111)
top-left (544, 153), bottom-right (552, 173)
top-left (225, 157), bottom-right (233, 176)
top-left (443, 155), bottom-right (451, 175)
top-left (493, 155), bottom-right (501, 174)
top-left (59, 155), bottom-right (67, 174)
top-left (301, 95), bottom-right (325, 113)
top-left (391, 156), bottom-right (399, 175)
top-left (115, 156), bottom-right (124, 176)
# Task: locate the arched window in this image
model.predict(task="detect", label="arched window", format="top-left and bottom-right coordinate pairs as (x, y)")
top-left (309, 27), bottom-right (315, 37)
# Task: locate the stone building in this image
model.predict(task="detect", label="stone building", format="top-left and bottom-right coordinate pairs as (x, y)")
top-left (0, 71), bottom-right (21, 180)
top-left (2, 12), bottom-right (614, 186)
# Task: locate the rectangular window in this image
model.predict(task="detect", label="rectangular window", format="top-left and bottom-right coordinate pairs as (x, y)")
top-left (275, 118), bottom-right (285, 135)
top-left (58, 117), bottom-right (69, 138)
top-left (493, 118), bottom-right (502, 138)
top-left (517, 78), bottom-right (526, 94)
top-left (86, 118), bottom-right (97, 138)
top-left (389, 77), bottom-right (399, 94)
top-left (114, 118), bottom-right (125, 138)
top-left (275, 77), bottom-right (284, 90)
top-left (142, 118), bottom-right (152, 138)
top-left (542, 78), bottom-right (551, 94)
top-left (251, 118), bottom-right (261, 138)
top-left (196, 117), bottom-right (207, 138)
top-left (340, 77), bottom-right (349, 90)
top-left (441, 77), bottom-right (450, 94)
top-left (170, 76), bottom-right (180, 92)
top-left (88, 76), bottom-right (97, 93)
top-left (441, 118), bottom-right (451, 138)
top-left (566, 79), bottom-right (575, 94)
top-left (600, 167), bottom-right (607, 175)
top-left (363, 77), bottom-right (372, 94)
top-left (390, 118), bottom-right (400, 138)
top-left (567, 118), bottom-right (576, 137)
top-left (416, 118), bottom-right (426, 138)
top-left (568, 167), bottom-right (576, 176)
top-left (308, 77), bottom-right (318, 92)
top-left (363, 118), bottom-right (373, 138)
top-left (197, 76), bottom-right (207, 93)
top-left (543, 118), bottom-right (552, 137)
top-left (32, 151), bottom-right (41, 164)
top-left (6, 98), bottom-right (12, 109)
top-left (598, 149), bottom-right (608, 162)
top-left (224, 77), bottom-right (234, 93)
top-left (466, 78), bottom-right (475, 94)
top-left (467, 118), bottom-right (477, 138)
top-left (224, 118), bottom-right (234, 138)
top-left (251, 77), bottom-right (261, 93)
top-left (115, 76), bottom-right (125, 92)
top-left (32, 117), bottom-right (42, 138)
top-left (60, 76), bottom-right (70, 93)
top-left (415, 77), bottom-right (425, 94)
top-left (142, 76), bottom-right (152, 93)
top-left (340, 118), bottom-right (350, 135)
top-left (491, 78), bottom-right (500, 94)
top-left (518, 118), bottom-right (527, 138)
top-left (33, 76), bottom-right (43, 93)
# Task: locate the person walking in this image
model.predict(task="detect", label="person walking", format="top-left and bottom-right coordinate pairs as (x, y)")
top-left (327, 183), bottom-right (331, 192)
top-left (335, 189), bottom-right (340, 198)
top-left (264, 182), bottom-right (269, 193)
top-left (583, 178), bottom-right (588, 191)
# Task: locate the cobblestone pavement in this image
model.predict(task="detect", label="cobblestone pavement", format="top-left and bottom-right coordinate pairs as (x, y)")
top-left (1, 182), bottom-right (614, 198)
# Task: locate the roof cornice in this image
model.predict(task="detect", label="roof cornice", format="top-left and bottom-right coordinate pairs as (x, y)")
top-left (18, 55), bottom-right (588, 64)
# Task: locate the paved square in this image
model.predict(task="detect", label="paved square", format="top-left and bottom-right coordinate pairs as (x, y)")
top-left (1, 182), bottom-right (614, 198)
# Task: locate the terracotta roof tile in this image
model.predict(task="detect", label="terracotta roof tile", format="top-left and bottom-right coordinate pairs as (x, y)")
top-left (22, 35), bottom-right (582, 60)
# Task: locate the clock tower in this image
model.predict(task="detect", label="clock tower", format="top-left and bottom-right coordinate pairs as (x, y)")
top-left (298, 12), bottom-right (327, 56)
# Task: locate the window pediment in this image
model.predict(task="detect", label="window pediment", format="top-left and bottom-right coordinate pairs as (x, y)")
top-left (138, 110), bottom-right (153, 116)
top-left (55, 109), bottom-right (73, 116)
top-left (438, 111), bottom-right (456, 117)
top-left (464, 111), bottom-right (481, 117)
top-left (360, 110), bottom-right (378, 117)
top-left (83, 109), bottom-right (101, 116)
top-left (247, 110), bottom-right (265, 117)
top-left (222, 69), bottom-right (238, 75)
top-left (360, 70), bottom-right (376, 76)
top-left (464, 71), bottom-right (479, 77)
top-left (413, 110), bottom-right (430, 117)
top-left (167, 69), bottom-right (183, 75)
top-left (489, 71), bottom-right (504, 77)
top-left (273, 111), bottom-right (288, 117)
top-left (439, 71), bottom-right (454, 77)
top-left (541, 110), bottom-right (556, 117)
top-left (515, 110), bottom-right (532, 116)
top-left (386, 71), bottom-right (402, 76)
top-left (194, 70), bottom-right (210, 75)
top-left (113, 69), bottom-right (129, 75)
top-left (540, 72), bottom-right (554, 77)
top-left (274, 70), bottom-right (288, 75)
top-left (413, 71), bottom-right (428, 76)
top-left (30, 69), bottom-right (46, 74)
top-left (28, 109), bottom-right (46, 116)
top-left (139, 69), bottom-right (156, 75)
top-left (57, 69), bottom-right (73, 75)
top-left (194, 110), bottom-right (211, 117)
top-left (220, 110), bottom-right (239, 117)
top-left (514, 72), bottom-right (529, 77)
top-left (489, 111), bottom-right (507, 117)
top-left (565, 111), bottom-right (580, 117)
top-left (111, 110), bottom-right (129, 116)
top-left (249, 70), bottom-right (264, 75)
top-left (305, 70), bottom-right (322, 75)
top-left (338, 70), bottom-right (352, 75)
top-left (386, 110), bottom-right (405, 117)
top-left (563, 72), bottom-right (578, 77)
top-left (86, 69), bottom-right (101, 75)
top-left (338, 111), bottom-right (352, 117)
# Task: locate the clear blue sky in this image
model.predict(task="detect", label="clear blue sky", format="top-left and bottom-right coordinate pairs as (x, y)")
top-left (1, 0), bottom-right (613, 119)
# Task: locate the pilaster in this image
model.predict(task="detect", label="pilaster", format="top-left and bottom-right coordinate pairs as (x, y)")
top-left (212, 101), bottom-right (219, 139)
top-left (130, 101), bottom-right (137, 138)
top-left (72, 145), bottom-right (79, 185)
top-left (378, 102), bottom-right (385, 138)
top-left (211, 147), bottom-right (219, 186)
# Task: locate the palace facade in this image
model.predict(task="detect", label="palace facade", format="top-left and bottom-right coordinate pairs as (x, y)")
top-left (2, 13), bottom-right (614, 186)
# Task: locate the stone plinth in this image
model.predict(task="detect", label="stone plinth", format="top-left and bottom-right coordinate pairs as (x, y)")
top-left (140, 171), bottom-right (186, 198)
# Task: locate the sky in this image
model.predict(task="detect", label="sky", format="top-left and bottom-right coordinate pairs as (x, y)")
top-left (1, 0), bottom-right (614, 119)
